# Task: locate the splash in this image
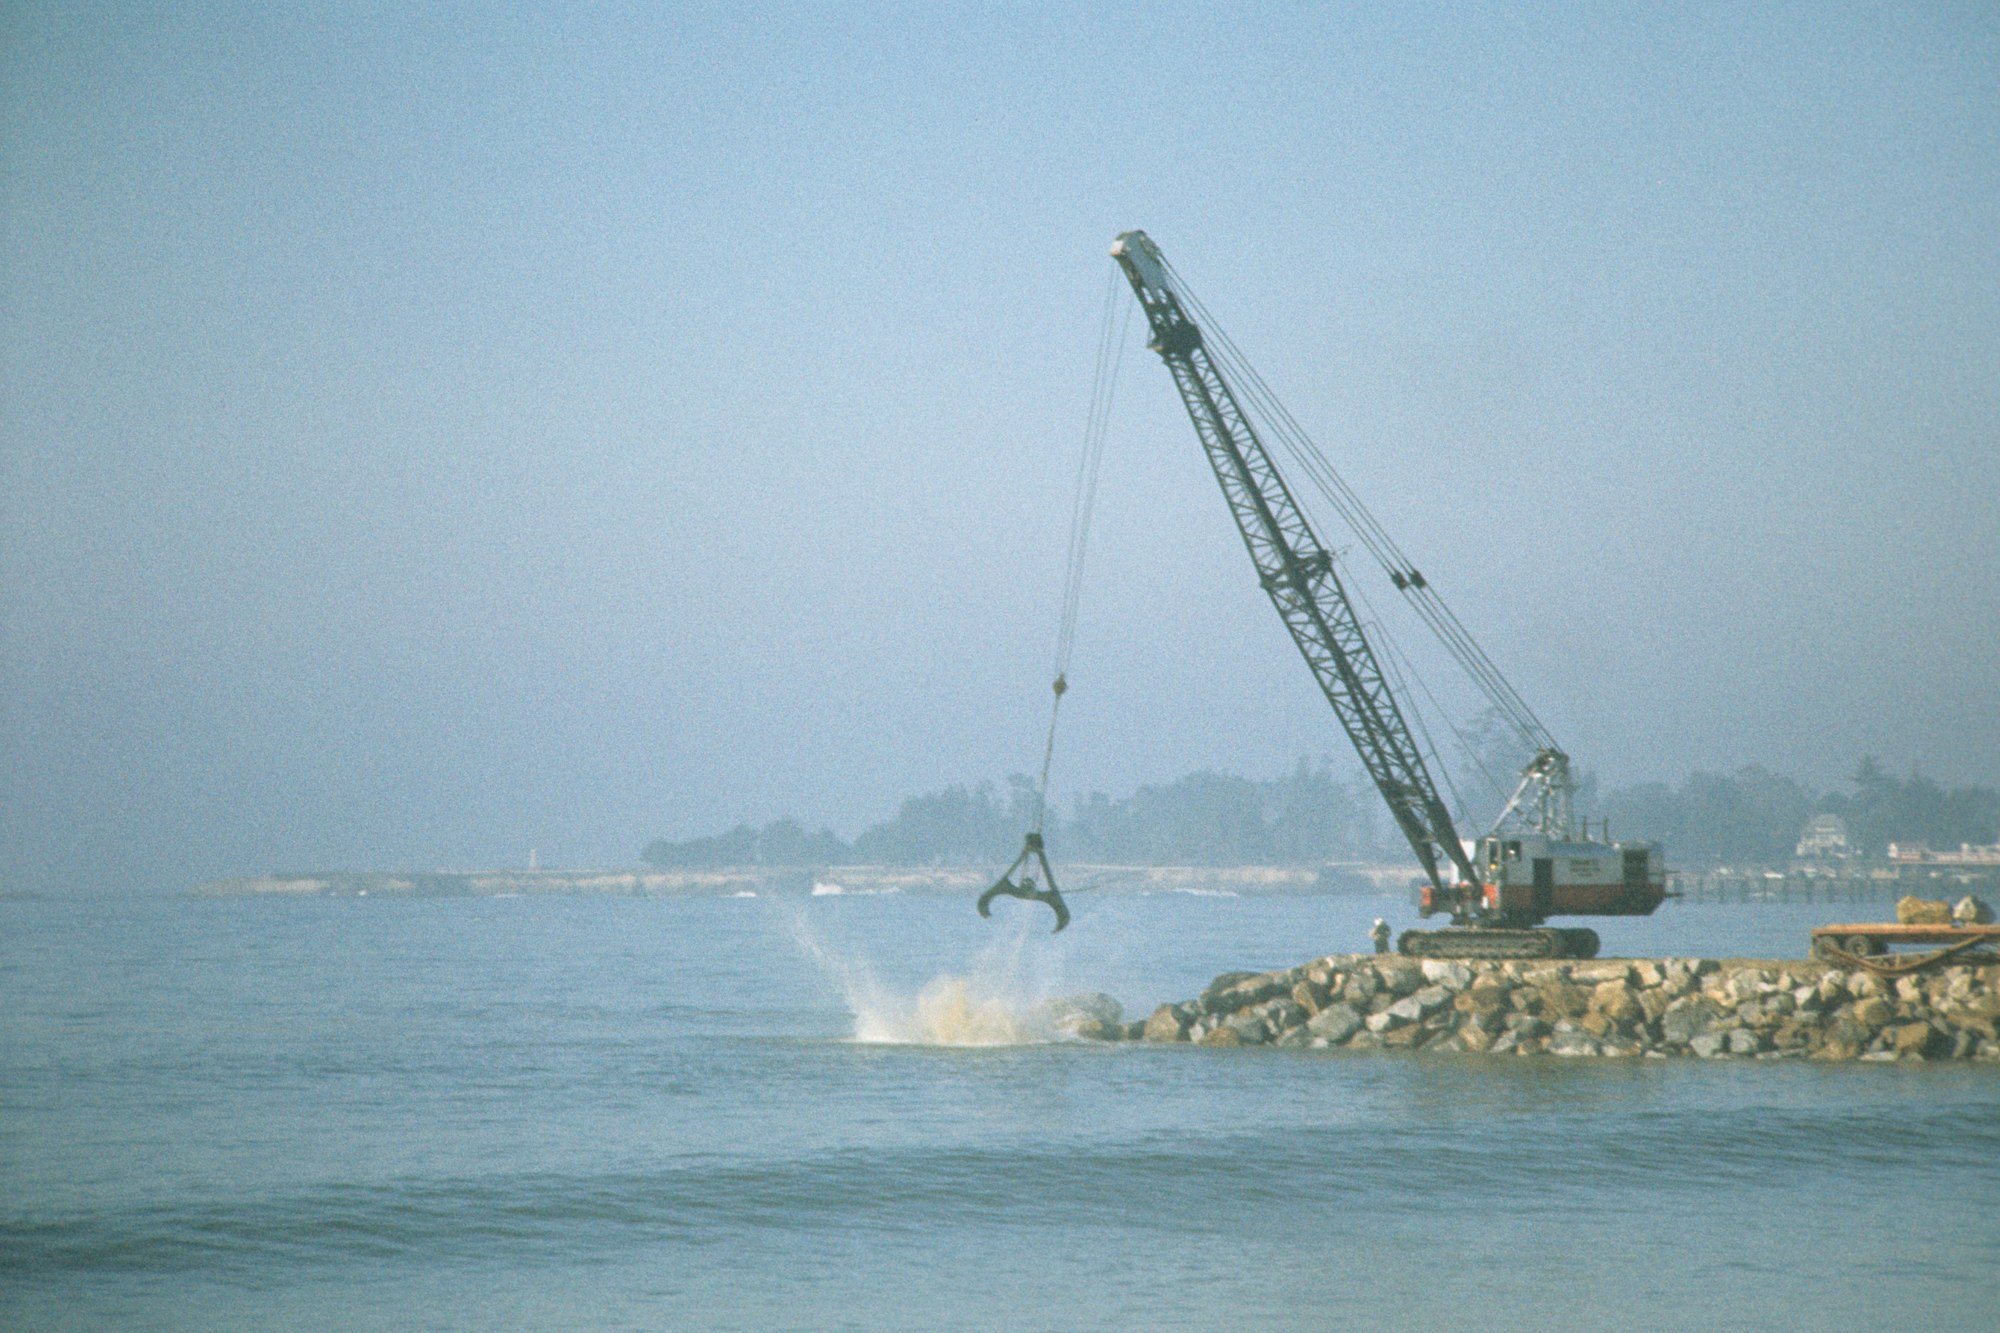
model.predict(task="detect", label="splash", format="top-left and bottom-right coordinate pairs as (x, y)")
top-left (860, 973), bottom-right (1052, 1045)
top-left (794, 920), bottom-right (1074, 1046)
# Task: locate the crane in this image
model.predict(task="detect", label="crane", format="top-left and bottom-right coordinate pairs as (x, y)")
top-left (1109, 230), bottom-right (1664, 959)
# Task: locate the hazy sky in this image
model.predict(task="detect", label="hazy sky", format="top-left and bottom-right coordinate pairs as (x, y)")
top-left (4, 3), bottom-right (1996, 892)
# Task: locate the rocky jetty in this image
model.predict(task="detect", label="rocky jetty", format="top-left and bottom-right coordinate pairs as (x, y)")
top-left (1092, 955), bottom-right (2000, 1062)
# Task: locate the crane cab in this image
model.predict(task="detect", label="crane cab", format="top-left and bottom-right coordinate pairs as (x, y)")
top-left (1473, 833), bottom-right (1665, 924)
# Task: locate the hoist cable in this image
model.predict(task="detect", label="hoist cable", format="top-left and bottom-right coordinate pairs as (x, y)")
top-left (1053, 270), bottom-right (1131, 679)
top-left (1030, 270), bottom-right (1129, 834)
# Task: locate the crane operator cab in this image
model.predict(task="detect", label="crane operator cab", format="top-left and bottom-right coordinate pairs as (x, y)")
top-left (1467, 833), bottom-right (1666, 924)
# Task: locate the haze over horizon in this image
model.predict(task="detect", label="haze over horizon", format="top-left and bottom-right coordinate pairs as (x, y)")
top-left (5, 4), bottom-right (1996, 893)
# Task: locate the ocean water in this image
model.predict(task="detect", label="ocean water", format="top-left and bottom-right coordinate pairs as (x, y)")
top-left (4, 888), bottom-right (1997, 1331)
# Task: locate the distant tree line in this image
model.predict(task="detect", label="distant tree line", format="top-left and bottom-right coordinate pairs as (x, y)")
top-left (642, 759), bottom-right (1383, 868)
top-left (1600, 758), bottom-right (2000, 865)
top-left (642, 756), bottom-right (1999, 870)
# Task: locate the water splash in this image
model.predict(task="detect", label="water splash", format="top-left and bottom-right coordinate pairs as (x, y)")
top-left (794, 920), bottom-right (1074, 1046)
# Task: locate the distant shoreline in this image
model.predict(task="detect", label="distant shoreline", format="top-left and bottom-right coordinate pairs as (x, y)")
top-left (185, 864), bottom-right (1415, 899)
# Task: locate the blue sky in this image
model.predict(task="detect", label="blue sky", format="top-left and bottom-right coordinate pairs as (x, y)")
top-left (4, 3), bottom-right (1996, 890)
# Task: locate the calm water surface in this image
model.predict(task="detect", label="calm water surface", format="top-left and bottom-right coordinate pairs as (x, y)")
top-left (4, 890), bottom-right (1996, 1330)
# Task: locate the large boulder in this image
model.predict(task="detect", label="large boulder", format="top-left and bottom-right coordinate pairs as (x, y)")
top-left (1142, 1004), bottom-right (1190, 1043)
top-left (1385, 985), bottom-right (1452, 1025)
top-left (1849, 996), bottom-right (1895, 1031)
top-left (1038, 993), bottom-right (1123, 1039)
top-left (1548, 1022), bottom-right (1600, 1057)
top-left (1223, 1011), bottom-right (1270, 1045)
top-left (1258, 999), bottom-right (1309, 1033)
top-left (1953, 895), bottom-right (1994, 925)
top-left (1452, 989), bottom-right (1507, 1032)
top-left (1419, 960), bottom-right (1474, 991)
top-left (1657, 965), bottom-right (1697, 998)
top-left (1890, 1021), bottom-right (1944, 1058)
top-left (1770, 1019), bottom-right (1813, 1051)
top-left (1725, 1027), bottom-right (1765, 1055)
top-left (1535, 982), bottom-right (1591, 1020)
top-left (1455, 1021), bottom-right (1496, 1053)
top-left (1735, 995), bottom-right (1791, 1030)
top-left (1660, 996), bottom-right (1724, 1045)
top-left (1943, 992), bottom-right (2000, 1040)
top-left (1588, 980), bottom-right (1641, 1024)
top-left (1374, 959), bottom-right (1424, 997)
top-left (1201, 971), bottom-right (1289, 1014)
top-left (1897, 895), bottom-right (1952, 926)
top-left (1306, 1002), bottom-right (1364, 1045)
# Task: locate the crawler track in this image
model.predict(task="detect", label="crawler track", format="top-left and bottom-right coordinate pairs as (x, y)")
top-left (1397, 927), bottom-right (1601, 960)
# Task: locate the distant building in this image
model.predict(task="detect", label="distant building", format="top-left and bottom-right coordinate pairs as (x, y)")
top-left (1795, 814), bottom-right (1852, 860)
top-left (1887, 841), bottom-right (2000, 866)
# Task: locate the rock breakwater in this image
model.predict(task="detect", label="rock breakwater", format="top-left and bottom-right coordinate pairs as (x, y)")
top-left (1090, 955), bottom-right (2000, 1062)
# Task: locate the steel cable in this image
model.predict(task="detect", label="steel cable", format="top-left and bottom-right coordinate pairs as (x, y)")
top-left (1031, 271), bottom-right (1130, 833)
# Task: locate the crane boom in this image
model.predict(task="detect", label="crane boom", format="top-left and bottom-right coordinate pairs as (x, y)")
top-left (1109, 230), bottom-right (1478, 899)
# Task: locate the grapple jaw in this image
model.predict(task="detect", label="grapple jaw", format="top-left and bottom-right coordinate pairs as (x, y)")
top-left (977, 877), bottom-right (1071, 933)
top-left (977, 833), bottom-right (1071, 933)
